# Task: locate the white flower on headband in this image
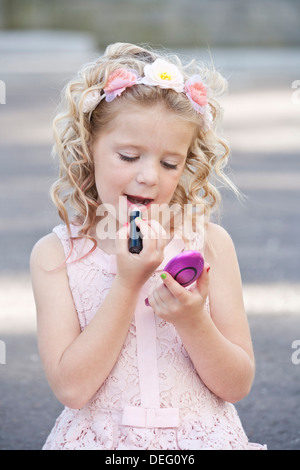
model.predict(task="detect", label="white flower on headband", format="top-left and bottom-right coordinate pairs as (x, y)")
top-left (141, 59), bottom-right (184, 93)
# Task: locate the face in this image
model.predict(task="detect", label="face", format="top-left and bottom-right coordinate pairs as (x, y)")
top-left (92, 102), bottom-right (196, 232)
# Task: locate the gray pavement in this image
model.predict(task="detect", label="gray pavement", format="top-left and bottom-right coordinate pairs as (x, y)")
top-left (1, 315), bottom-right (300, 450)
top-left (1, 31), bottom-right (300, 450)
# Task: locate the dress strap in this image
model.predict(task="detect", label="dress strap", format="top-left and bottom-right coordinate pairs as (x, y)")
top-left (52, 224), bottom-right (96, 265)
top-left (122, 283), bottom-right (179, 429)
top-left (135, 284), bottom-right (160, 409)
top-left (121, 237), bottom-right (186, 430)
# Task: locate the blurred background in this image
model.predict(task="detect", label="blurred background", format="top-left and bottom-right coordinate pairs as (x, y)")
top-left (0, 0), bottom-right (300, 450)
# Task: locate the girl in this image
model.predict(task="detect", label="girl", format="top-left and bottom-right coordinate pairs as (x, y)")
top-left (30, 43), bottom-right (266, 450)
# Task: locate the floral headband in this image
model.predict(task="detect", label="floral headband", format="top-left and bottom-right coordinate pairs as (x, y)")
top-left (82, 58), bottom-right (212, 130)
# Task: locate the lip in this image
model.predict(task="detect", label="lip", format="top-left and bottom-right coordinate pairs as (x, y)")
top-left (125, 194), bottom-right (154, 210)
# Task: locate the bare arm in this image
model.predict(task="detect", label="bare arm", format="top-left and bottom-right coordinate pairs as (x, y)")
top-left (31, 221), bottom-right (166, 409)
top-left (148, 223), bottom-right (255, 403)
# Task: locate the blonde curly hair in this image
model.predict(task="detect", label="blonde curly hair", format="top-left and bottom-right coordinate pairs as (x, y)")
top-left (50, 42), bottom-right (237, 245)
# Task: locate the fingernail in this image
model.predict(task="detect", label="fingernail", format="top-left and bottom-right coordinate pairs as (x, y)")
top-left (161, 272), bottom-right (167, 280)
top-left (123, 222), bottom-right (129, 227)
top-left (206, 266), bottom-right (211, 273)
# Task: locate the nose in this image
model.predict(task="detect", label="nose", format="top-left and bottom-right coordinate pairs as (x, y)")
top-left (136, 160), bottom-right (159, 186)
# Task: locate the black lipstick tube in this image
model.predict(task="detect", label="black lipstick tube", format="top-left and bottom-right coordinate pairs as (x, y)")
top-left (129, 210), bottom-right (143, 254)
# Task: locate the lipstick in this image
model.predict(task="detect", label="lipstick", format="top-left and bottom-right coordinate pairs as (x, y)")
top-left (129, 210), bottom-right (143, 254)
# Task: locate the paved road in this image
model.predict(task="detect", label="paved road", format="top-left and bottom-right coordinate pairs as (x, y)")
top-left (0, 31), bottom-right (300, 450)
top-left (1, 314), bottom-right (300, 450)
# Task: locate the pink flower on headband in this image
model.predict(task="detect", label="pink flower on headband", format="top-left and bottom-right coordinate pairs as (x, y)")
top-left (185, 75), bottom-right (208, 114)
top-left (104, 68), bottom-right (140, 102)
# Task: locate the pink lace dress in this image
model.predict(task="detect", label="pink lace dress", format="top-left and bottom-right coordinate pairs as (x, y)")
top-left (43, 224), bottom-right (266, 450)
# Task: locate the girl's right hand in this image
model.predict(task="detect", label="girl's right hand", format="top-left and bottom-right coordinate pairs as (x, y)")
top-left (115, 218), bottom-right (168, 290)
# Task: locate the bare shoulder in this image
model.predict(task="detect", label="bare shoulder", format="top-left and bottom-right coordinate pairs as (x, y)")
top-left (30, 232), bottom-right (65, 272)
top-left (206, 221), bottom-right (233, 240)
top-left (30, 231), bottom-right (77, 334)
top-left (205, 222), bottom-right (236, 261)
top-left (204, 222), bottom-right (243, 297)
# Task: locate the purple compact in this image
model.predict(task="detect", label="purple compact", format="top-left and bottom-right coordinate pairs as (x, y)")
top-left (164, 250), bottom-right (204, 287)
top-left (145, 250), bottom-right (204, 306)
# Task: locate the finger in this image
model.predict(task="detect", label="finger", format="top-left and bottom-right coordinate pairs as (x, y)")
top-left (145, 219), bottom-right (167, 239)
top-left (153, 283), bottom-right (172, 306)
top-left (194, 262), bottom-right (210, 296)
top-left (135, 217), bottom-right (167, 239)
top-left (159, 271), bottom-right (188, 302)
top-left (149, 286), bottom-right (169, 316)
top-left (135, 218), bottom-right (168, 254)
top-left (134, 217), bottom-right (156, 240)
top-left (146, 219), bottom-right (168, 251)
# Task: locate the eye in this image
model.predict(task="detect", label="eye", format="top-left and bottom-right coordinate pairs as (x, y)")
top-left (118, 154), bottom-right (139, 163)
top-left (162, 161), bottom-right (178, 170)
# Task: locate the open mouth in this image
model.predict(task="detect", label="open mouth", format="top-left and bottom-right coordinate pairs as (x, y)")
top-left (125, 194), bottom-right (154, 206)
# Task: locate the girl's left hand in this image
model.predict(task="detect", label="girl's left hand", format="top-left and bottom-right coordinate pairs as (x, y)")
top-left (148, 262), bottom-right (211, 328)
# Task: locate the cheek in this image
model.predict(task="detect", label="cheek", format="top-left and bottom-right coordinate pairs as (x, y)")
top-left (94, 162), bottom-right (133, 211)
top-left (94, 158), bottom-right (126, 190)
top-left (162, 171), bottom-right (183, 196)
